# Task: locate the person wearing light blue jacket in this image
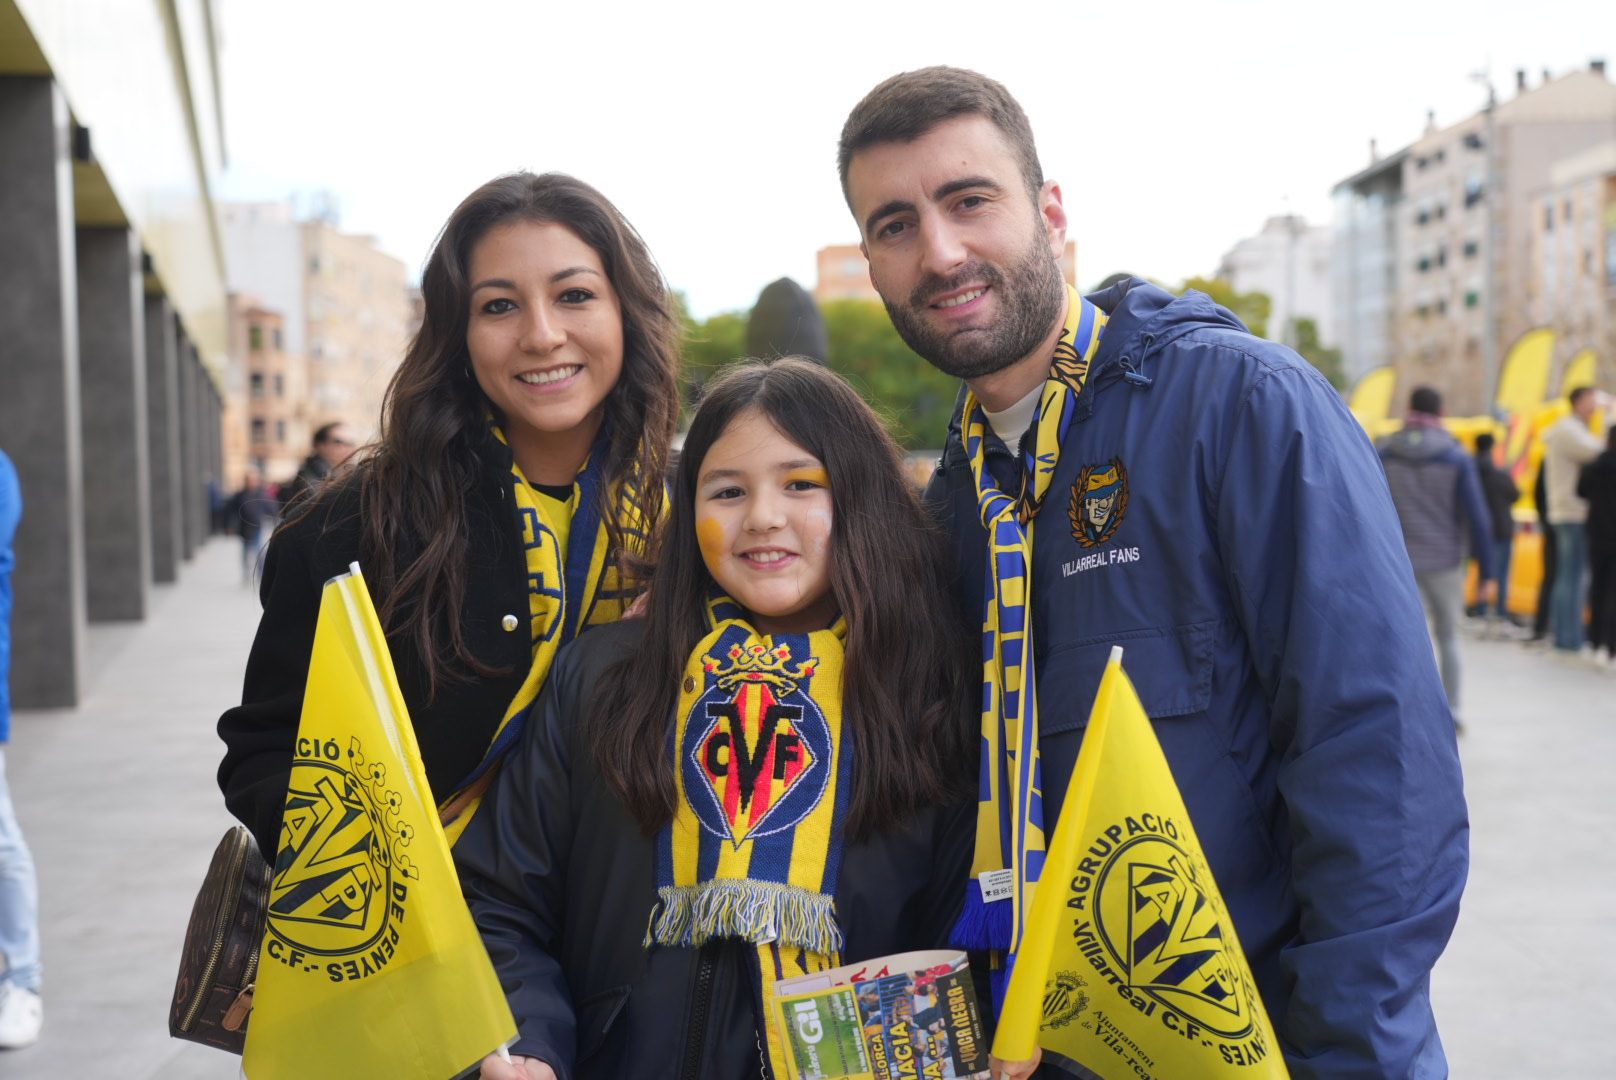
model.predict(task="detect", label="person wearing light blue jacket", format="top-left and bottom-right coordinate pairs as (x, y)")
top-left (0, 450), bottom-right (42, 1049)
top-left (840, 67), bottom-right (1466, 1078)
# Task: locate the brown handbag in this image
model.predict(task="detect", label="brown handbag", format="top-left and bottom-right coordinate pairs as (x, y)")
top-left (169, 826), bottom-right (271, 1054)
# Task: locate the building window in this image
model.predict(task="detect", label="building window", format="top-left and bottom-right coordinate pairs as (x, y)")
top-left (249, 325), bottom-right (263, 351)
top-left (273, 374), bottom-right (285, 398)
top-left (1564, 200), bottom-right (1573, 223)
top-left (1464, 290), bottom-right (1480, 308)
top-left (249, 372), bottom-right (264, 399)
top-left (272, 328), bottom-right (284, 350)
top-left (1544, 205), bottom-right (1554, 231)
top-left (251, 418), bottom-right (266, 443)
top-left (1465, 176), bottom-right (1485, 207)
top-left (1463, 132), bottom-right (1483, 150)
top-left (1463, 239), bottom-right (1479, 258)
top-left (1434, 149), bottom-right (1446, 163)
top-left (1417, 255), bottom-right (1431, 273)
top-left (1415, 156), bottom-right (1428, 170)
top-left (275, 420), bottom-right (286, 443)
top-left (1436, 297), bottom-right (1448, 315)
top-left (1436, 246), bottom-right (1447, 268)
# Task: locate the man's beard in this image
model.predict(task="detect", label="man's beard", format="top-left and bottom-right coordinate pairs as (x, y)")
top-left (880, 235), bottom-right (1066, 380)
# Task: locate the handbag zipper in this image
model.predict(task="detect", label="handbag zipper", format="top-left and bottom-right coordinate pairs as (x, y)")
top-left (178, 830), bottom-right (253, 1032)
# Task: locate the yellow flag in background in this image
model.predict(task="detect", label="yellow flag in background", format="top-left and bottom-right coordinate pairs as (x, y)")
top-left (243, 565), bottom-right (516, 1080)
top-left (994, 648), bottom-right (1288, 1080)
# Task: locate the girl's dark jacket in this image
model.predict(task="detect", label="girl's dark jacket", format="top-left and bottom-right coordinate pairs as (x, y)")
top-left (217, 442), bottom-right (533, 859)
top-left (453, 618), bottom-right (973, 1080)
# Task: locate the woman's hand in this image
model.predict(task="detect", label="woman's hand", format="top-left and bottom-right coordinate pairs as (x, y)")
top-left (479, 1051), bottom-right (558, 1080)
top-left (990, 1046), bottom-right (1042, 1080)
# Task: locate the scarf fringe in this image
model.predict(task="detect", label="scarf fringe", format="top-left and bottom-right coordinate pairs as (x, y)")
top-left (950, 887), bottom-right (1013, 951)
top-left (646, 880), bottom-right (843, 955)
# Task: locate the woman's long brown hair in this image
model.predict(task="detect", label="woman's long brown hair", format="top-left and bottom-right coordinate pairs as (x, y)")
top-left (340, 173), bottom-right (679, 694)
top-left (587, 357), bottom-right (976, 840)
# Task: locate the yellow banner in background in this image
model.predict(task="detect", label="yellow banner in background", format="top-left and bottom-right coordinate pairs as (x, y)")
top-left (994, 649), bottom-right (1288, 1080)
top-left (243, 565), bottom-right (515, 1080)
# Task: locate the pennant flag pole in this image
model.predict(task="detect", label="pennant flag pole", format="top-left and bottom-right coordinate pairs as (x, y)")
top-left (243, 563), bottom-right (516, 1079)
top-left (994, 648), bottom-right (1289, 1079)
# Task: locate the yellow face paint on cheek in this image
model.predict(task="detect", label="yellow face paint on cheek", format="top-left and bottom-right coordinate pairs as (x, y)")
top-left (785, 468), bottom-right (830, 488)
top-left (696, 516), bottom-right (726, 567)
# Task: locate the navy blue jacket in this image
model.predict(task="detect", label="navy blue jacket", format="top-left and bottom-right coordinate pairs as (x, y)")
top-left (925, 280), bottom-right (1466, 1078)
top-left (1377, 421), bottom-right (1496, 578)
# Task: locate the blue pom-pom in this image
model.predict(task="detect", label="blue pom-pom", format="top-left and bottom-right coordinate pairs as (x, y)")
top-left (950, 888), bottom-right (1012, 951)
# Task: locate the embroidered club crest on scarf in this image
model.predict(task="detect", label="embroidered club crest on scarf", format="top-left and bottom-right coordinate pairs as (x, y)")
top-left (651, 595), bottom-right (851, 1077)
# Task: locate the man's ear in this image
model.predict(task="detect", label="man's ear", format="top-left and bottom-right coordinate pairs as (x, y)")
top-left (1041, 180), bottom-right (1068, 258)
top-left (860, 240), bottom-right (875, 290)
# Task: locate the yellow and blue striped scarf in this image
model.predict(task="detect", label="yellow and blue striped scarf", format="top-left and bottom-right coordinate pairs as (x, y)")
top-left (439, 426), bottom-right (652, 844)
top-left (954, 286), bottom-right (1108, 983)
top-left (649, 595), bottom-right (851, 1076)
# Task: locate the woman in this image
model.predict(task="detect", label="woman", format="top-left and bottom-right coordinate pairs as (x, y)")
top-left (457, 358), bottom-right (1000, 1079)
top-left (1577, 423), bottom-right (1616, 664)
top-left (217, 172), bottom-right (681, 861)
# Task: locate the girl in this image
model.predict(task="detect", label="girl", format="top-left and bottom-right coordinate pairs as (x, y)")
top-left (457, 357), bottom-right (979, 1079)
top-left (217, 172), bottom-right (681, 861)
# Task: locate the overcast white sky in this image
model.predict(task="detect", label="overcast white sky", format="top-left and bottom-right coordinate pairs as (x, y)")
top-left (216, 0), bottom-right (1613, 318)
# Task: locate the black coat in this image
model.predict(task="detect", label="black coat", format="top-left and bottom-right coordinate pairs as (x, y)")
top-left (454, 619), bottom-right (974, 1080)
top-left (217, 444), bottom-right (534, 859)
top-left (1475, 454), bottom-right (1520, 542)
top-left (1578, 449), bottom-right (1616, 551)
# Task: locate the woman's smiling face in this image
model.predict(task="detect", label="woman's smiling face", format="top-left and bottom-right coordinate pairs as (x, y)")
top-left (695, 409), bottom-right (837, 635)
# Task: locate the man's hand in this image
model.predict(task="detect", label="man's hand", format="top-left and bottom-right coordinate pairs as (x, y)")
top-left (990, 1048), bottom-right (1041, 1080)
top-left (479, 1052), bottom-right (557, 1080)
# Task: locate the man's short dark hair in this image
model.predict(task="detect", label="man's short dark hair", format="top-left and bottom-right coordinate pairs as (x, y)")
top-left (1569, 386), bottom-right (1594, 407)
top-left (312, 422), bottom-right (343, 447)
top-left (837, 67), bottom-right (1043, 204)
top-left (1474, 432), bottom-right (1495, 454)
top-left (1409, 387), bottom-right (1442, 416)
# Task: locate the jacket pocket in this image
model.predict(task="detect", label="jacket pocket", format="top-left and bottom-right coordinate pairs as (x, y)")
top-left (575, 985), bottom-right (631, 1063)
top-left (1036, 619), bottom-right (1218, 735)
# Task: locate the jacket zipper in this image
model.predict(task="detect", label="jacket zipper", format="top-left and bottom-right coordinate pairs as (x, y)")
top-left (178, 830), bottom-right (252, 1032)
top-left (680, 943), bottom-right (719, 1080)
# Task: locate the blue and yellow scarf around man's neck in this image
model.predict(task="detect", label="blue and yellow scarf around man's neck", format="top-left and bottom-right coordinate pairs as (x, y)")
top-left (439, 422), bottom-right (652, 844)
top-left (649, 594), bottom-right (851, 1076)
top-left (954, 286), bottom-right (1108, 987)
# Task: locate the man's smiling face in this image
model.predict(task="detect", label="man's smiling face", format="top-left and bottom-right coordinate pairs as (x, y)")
top-left (846, 114), bottom-right (1066, 380)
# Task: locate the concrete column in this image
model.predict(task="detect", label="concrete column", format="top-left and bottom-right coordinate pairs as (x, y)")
top-left (175, 327), bottom-right (196, 559)
top-left (0, 78), bottom-right (85, 707)
top-left (144, 293), bottom-right (183, 582)
top-left (77, 226), bottom-right (151, 621)
top-left (189, 348), bottom-right (210, 545)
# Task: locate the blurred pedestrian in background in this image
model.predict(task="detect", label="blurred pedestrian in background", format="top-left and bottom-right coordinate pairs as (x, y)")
top-left (1378, 387), bottom-right (1496, 727)
top-left (1541, 387), bottom-right (1606, 653)
top-left (277, 421), bottom-right (356, 513)
top-left (1531, 457), bottom-right (1557, 644)
top-left (1576, 423), bottom-right (1616, 668)
top-left (0, 449), bottom-right (42, 1050)
top-left (224, 466), bottom-right (277, 585)
top-left (1469, 431), bottom-right (1520, 624)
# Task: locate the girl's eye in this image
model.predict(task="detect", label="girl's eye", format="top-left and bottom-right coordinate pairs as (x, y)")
top-left (480, 297), bottom-right (516, 315)
top-left (786, 479), bottom-right (822, 492)
top-left (559, 288), bottom-right (594, 304)
top-left (709, 486), bottom-right (744, 500)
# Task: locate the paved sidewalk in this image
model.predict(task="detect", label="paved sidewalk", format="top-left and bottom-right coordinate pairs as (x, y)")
top-left (2, 540), bottom-right (1612, 1077)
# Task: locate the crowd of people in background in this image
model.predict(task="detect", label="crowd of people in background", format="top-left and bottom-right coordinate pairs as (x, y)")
top-left (1381, 383), bottom-right (1616, 722)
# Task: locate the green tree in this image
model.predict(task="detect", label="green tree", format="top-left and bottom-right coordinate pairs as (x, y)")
top-left (1179, 276), bottom-right (1271, 340)
top-left (820, 298), bottom-right (959, 450)
top-left (1291, 317), bottom-right (1347, 391)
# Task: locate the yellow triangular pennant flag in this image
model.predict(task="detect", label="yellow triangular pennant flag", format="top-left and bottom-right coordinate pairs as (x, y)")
top-left (243, 564), bottom-right (516, 1079)
top-left (994, 647), bottom-right (1288, 1079)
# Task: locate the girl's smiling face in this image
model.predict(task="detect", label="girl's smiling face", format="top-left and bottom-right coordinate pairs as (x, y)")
top-left (695, 408), bottom-right (837, 635)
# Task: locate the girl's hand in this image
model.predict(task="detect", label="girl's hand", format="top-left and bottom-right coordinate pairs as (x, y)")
top-left (478, 1051), bottom-right (557, 1080)
top-left (990, 1047), bottom-right (1042, 1080)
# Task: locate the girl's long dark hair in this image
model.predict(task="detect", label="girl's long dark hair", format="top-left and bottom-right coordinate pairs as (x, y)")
top-left (315, 173), bottom-right (680, 694)
top-left (588, 357), bottom-right (976, 840)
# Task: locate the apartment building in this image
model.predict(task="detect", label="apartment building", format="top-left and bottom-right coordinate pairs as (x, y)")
top-left (1332, 62), bottom-right (1616, 411)
top-left (1524, 144), bottom-right (1616, 394)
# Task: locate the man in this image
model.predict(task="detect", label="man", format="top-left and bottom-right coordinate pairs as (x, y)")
top-left (1376, 387), bottom-right (1496, 726)
top-left (0, 450), bottom-right (42, 1050)
top-left (1469, 431), bottom-right (1520, 623)
top-left (1540, 387), bottom-right (1606, 652)
top-left (839, 68), bottom-right (1465, 1077)
top-left (224, 466), bottom-right (277, 585)
top-left (277, 421), bottom-right (356, 512)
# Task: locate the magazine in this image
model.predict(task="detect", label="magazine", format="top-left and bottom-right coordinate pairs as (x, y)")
top-left (772, 949), bottom-right (991, 1080)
